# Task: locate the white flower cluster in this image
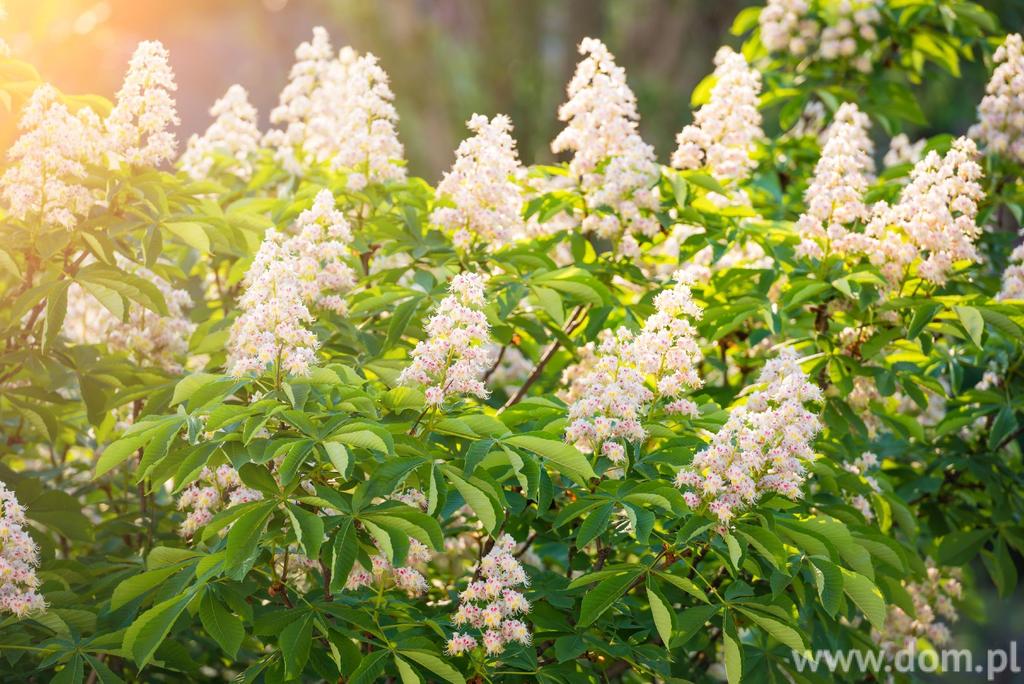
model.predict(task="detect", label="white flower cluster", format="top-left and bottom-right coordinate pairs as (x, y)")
top-left (344, 541), bottom-right (432, 597)
top-left (397, 272), bottom-right (494, 406)
top-left (0, 84), bottom-right (102, 230)
top-left (872, 561), bottom-right (962, 656)
top-left (675, 348), bottom-right (822, 526)
top-left (0, 482), bottom-right (45, 617)
top-left (227, 190), bottom-right (355, 377)
top-left (106, 40), bottom-right (179, 167)
top-left (177, 465), bottom-right (262, 537)
top-left (263, 28), bottom-right (406, 185)
top-left (970, 34), bottom-right (1024, 163)
top-left (432, 114), bottom-right (526, 252)
top-left (883, 133), bottom-right (925, 168)
top-left (325, 47), bottom-right (406, 189)
top-left (1000, 244), bottom-right (1024, 300)
top-left (796, 102), bottom-right (875, 259)
top-left (263, 27), bottom-right (335, 174)
top-left (565, 272), bottom-right (703, 465)
top-left (63, 260), bottom-right (195, 372)
top-left (179, 84), bottom-right (261, 181)
top-left (759, 0), bottom-right (880, 73)
top-left (672, 47), bottom-right (763, 182)
top-left (843, 451), bottom-right (880, 522)
top-left (552, 38), bottom-right (660, 252)
top-left (866, 137), bottom-right (984, 286)
top-left (446, 534), bottom-right (531, 657)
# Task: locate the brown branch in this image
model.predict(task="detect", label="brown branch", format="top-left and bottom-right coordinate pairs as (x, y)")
top-left (501, 305), bottom-right (587, 411)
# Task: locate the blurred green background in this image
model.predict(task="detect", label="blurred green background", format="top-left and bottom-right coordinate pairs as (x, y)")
top-left (5, 0), bottom-right (1019, 181)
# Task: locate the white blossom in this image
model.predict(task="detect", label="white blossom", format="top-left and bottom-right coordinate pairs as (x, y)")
top-left (0, 482), bottom-right (46, 617)
top-left (106, 40), bottom-right (179, 167)
top-left (552, 38), bottom-right (660, 249)
top-left (796, 102), bottom-right (875, 259)
top-left (179, 84), bottom-right (261, 181)
top-left (397, 272), bottom-right (494, 405)
top-left (0, 84), bottom-right (102, 230)
top-left (970, 34), bottom-right (1024, 163)
top-left (672, 47), bottom-right (763, 182)
top-left (433, 113), bottom-right (526, 251)
top-left (675, 348), bottom-right (823, 527)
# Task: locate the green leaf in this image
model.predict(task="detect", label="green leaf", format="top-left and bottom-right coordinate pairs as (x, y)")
top-left (646, 579), bottom-right (673, 647)
top-left (840, 568), bottom-right (886, 630)
top-left (123, 593), bottom-right (192, 668)
top-left (654, 570), bottom-right (708, 603)
top-left (672, 605), bottom-right (720, 647)
top-left (287, 504), bottom-right (325, 561)
top-left (937, 529), bottom-right (992, 566)
top-left (43, 280), bottom-right (70, 351)
top-left (394, 655), bottom-right (421, 684)
top-left (199, 592), bottom-right (244, 658)
top-left (400, 649), bottom-right (466, 684)
top-left (502, 435), bottom-right (596, 484)
top-left (578, 567), bottom-right (643, 627)
top-left (330, 518), bottom-right (358, 592)
top-left (443, 469), bottom-right (500, 534)
top-left (576, 502), bottom-right (614, 548)
top-left (349, 650), bottom-right (389, 684)
top-left (954, 305), bottom-right (984, 346)
top-left (279, 614), bottom-right (313, 678)
top-left (164, 221), bottom-right (211, 252)
top-left (52, 656), bottom-right (84, 684)
top-left (226, 502), bottom-right (273, 570)
top-left (809, 557), bottom-right (842, 617)
top-left (736, 605), bottom-right (806, 653)
top-left (111, 565), bottom-right (183, 610)
top-left (723, 613), bottom-right (743, 684)
top-left (331, 429), bottom-right (387, 453)
top-left (323, 441), bottom-right (350, 477)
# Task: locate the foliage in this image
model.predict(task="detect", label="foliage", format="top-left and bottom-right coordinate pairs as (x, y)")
top-left (0, 2), bottom-right (1022, 683)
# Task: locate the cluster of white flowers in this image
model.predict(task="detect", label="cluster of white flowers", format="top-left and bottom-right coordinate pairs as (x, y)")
top-left (344, 540), bottom-right (432, 597)
top-left (759, 0), bottom-right (880, 73)
top-left (397, 272), bottom-right (494, 406)
top-left (63, 259), bottom-right (195, 372)
top-left (432, 114), bottom-right (526, 251)
top-left (883, 133), bottom-right (925, 168)
top-left (1000, 244), bottom-right (1024, 300)
top-left (675, 348), bottom-right (822, 526)
top-left (263, 27), bottom-right (335, 174)
top-left (552, 38), bottom-right (660, 252)
top-left (324, 47), bottom-right (406, 189)
top-left (179, 84), bottom-right (261, 181)
top-left (796, 102), bottom-right (875, 259)
top-left (873, 561), bottom-right (962, 656)
top-left (283, 189), bottom-right (357, 315)
top-left (263, 28), bottom-right (406, 185)
top-left (106, 40), bottom-right (179, 167)
top-left (0, 84), bottom-right (103, 230)
top-left (865, 137), bottom-right (984, 286)
top-left (227, 233), bottom-right (318, 376)
top-left (446, 534), bottom-right (531, 657)
top-left (177, 465), bottom-right (262, 537)
top-left (565, 272), bottom-right (703, 465)
top-left (970, 34), bottom-right (1024, 163)
top-left (227, 189), bottom-right (355, 376)
top-left (672, 47), bottom-right (763, 182)
top-left (0, 482), bottom-right (45, 617)
top-left (843, 451), bottom-right (880, 521)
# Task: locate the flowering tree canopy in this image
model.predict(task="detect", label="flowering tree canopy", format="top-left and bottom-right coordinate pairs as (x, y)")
top-left (1, 3), bottom-right (1024, 683)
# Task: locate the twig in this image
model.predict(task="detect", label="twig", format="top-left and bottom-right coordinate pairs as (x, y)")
top-left (501, 306), bottom-right (587, 411)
